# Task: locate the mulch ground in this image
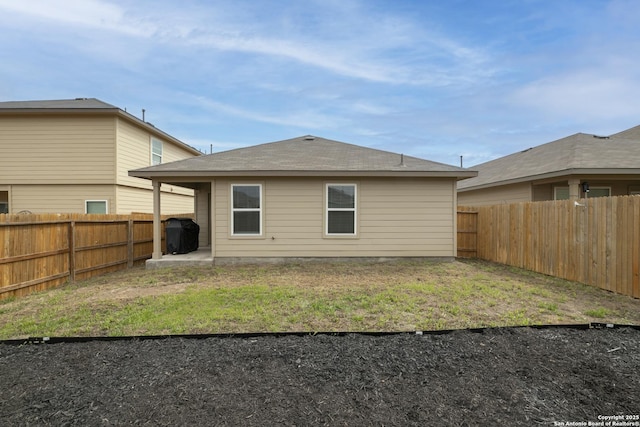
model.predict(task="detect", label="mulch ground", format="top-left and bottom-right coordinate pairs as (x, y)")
top-left (1, 326), bottom-right (639, 426)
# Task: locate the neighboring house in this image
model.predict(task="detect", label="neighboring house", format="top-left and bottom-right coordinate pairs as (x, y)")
top-left (129, 135), bottom-right (477, 263)
top-left (0, 98), bottom-right (201, 214)
top-left (457, 125), bottom-right (640, 206)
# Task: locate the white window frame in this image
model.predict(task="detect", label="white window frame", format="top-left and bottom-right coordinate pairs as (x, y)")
top-left (151, 138), bottom-right (163, 165)
top-left (231, 184), bottom-right (263, 236)
top-left (85, 200), bottom-right (108, 214)
top-left (554, 186), bottom-right (569, 200)
top-left (325, 183), bottom-right (357, 236)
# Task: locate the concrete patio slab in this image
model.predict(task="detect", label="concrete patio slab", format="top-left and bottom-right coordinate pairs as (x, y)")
top-left (145, 247), bottom-right (213, 269)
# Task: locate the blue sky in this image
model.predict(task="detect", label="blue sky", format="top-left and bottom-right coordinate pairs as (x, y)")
top-left (1, 0), bottom-right (639, 166)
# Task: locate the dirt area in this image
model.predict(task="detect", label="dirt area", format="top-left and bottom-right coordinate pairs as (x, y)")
top-left (2, 326), bottom-right (639, 426)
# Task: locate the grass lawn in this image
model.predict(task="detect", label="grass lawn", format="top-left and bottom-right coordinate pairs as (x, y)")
top-left (1, 259), bottom-right (638, 339)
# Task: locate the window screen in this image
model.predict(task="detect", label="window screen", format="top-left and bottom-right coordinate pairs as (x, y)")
top-left (232, 184), bottom-right (262, 235)
top-left (327, 184), bottom-right (356, 235)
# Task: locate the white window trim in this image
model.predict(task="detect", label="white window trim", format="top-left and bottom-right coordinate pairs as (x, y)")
top-left (554, 186), bottom-right (569, 200)
top-left (85, 200), bottom-right (108, 214)
top-left (231, 183), bottom-right (263, 237)
top-left (325, 183), bottom-right (357, 237)
top-left (151, 137), bottom-right (163, 165)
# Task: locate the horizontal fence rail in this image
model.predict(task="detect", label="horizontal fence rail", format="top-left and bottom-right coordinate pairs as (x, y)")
top-left (459, 196), bottom-right (640, 299)
top-left (0, 213), bottom-right (193, 299)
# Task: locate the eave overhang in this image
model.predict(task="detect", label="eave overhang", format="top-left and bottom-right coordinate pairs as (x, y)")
top-left (129, 169), bottom-right (478, 181)
top-left (457, 168), bottom-right (640, 192)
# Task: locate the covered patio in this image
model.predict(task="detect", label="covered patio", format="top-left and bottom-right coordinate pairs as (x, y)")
top-left (147, 179), bottom-right (214, 268)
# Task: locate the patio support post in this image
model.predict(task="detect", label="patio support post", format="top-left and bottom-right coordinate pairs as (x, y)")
top-left (152, 179), bottom-right (162, 259)
top-left (210, 179), bottom-right (215, 259)
top-left (568, 178), bottom-right (581, 200)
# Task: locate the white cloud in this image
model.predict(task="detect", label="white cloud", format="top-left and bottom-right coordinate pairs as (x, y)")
top-left (511, 69), bottom-right (640, 121)
top-left (0, 0), bottom-right (495, 88)
top-left (0, 0), bottom-right (154, 36)
top-left (190, 95), bottom-right (345, 130)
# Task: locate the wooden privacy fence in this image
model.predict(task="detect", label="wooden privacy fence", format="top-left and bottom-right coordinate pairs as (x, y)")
top-left (0, 213), bottom-right (192, 300)
top-left (458, 196), bottom-right (640, 299)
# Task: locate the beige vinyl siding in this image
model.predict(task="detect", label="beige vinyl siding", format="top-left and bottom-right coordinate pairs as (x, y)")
top-left (10, 184), bottom-right (115, 214)
top-left (194, 183), bottom-right (211, 246)
top-left (115, 118), bottom-right (196, 196)
top-left (457, 182), bottom-right (531, 206)
top-left (213, 177), bottom-right (455, 258)
top-left (115, 118), bottom-right (153, 189)
top-left (115, 185), bottom-right (195, 214)
top-left (0, 115), bottom-right (115, 184)
top-left (532, 184), bottom-right (553, 201)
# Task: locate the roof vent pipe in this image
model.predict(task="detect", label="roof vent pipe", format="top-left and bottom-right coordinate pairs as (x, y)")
top-left (400, 153), bottom-right (405, 166)
top-left (142, 109), bottom-right (146, 122)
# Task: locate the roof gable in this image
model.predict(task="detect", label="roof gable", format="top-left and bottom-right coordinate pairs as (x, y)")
top-left (131, 135), bottom-right (476, 178)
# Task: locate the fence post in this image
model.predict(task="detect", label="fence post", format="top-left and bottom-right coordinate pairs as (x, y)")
top-left (68, 221), bottom-right (76, 282)
top-left (128, 219), bottom-right (134, 268)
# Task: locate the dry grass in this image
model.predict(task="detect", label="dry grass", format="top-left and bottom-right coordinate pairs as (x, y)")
top-left (1, 259), bottom-right (638, 339)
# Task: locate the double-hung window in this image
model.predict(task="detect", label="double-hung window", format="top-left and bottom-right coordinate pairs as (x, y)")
top-left (231, 184), bottom-right (262, 236)
top-left (151, 138), bottom-right (163, 165)
top-left (326, 184), bottom-right (356, 235)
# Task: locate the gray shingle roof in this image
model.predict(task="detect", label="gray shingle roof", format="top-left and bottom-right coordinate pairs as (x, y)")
top-left (458, 129), bottom-right (640, 190)
top-left (131, 135), bottom-right (476, 178)
top-left (0, 98), bottom-right (118, 110)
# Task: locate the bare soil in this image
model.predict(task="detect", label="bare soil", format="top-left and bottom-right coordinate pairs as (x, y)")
top-left (2, 326), bottom-right (639, 426)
